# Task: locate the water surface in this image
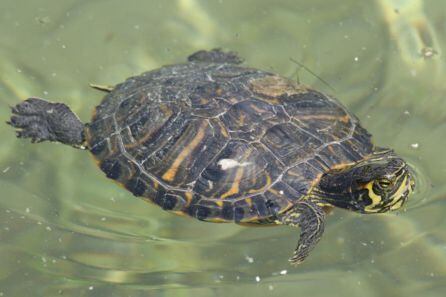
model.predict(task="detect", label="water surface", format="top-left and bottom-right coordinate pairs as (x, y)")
top-left (0, 0), bottom-right (445, 296)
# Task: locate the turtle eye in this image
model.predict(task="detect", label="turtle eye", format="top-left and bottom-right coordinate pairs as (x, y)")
top-left (377, 178), bottom-right (391, 188)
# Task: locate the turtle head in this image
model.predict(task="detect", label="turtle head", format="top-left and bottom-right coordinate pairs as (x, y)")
top-left (317, 149), bottom-right (415, 213)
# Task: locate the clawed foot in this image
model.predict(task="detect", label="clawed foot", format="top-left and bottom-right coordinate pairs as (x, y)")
top-left (8, 98), bottom-right (58, 142)
top-left (7, 98), bottom-right (85, 146)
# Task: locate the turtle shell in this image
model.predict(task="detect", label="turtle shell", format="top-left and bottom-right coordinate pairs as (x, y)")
top-left (84, 58), bottom-right (374, 223)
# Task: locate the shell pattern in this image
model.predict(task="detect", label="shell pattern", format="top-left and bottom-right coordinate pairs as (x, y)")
top-left (85, 61), bottom-right (374, 223)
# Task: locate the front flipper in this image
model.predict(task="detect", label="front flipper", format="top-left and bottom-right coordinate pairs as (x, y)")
top-left (278, 200), bottom-right (326, 265)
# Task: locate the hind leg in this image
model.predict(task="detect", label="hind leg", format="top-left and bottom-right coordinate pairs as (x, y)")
top-left (8, 98), bottom-right (86, 148)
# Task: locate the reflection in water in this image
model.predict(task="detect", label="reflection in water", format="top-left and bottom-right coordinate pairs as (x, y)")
top-left (0, 0), bottom-right (445, 296)
top-left (378, 0), bottom-right (441, 67)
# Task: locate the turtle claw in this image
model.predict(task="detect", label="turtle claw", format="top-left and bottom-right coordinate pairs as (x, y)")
top-left (8, 99), bottom-right (53, 143)
top-left (8, 114), bottom-right (41, 128)
top-left (9, 115), bottom-right (53, 143)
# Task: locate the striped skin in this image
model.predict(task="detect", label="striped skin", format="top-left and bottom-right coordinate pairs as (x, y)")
top-left (84, 61), bottom-right (374, 223)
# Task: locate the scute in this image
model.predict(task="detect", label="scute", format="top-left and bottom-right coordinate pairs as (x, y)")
top-left (85, 58), bottom-right (374, 223)
top-left (193, 140), bottom-right (283, 200)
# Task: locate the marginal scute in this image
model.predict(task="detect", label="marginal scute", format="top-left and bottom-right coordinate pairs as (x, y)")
top-left (192, 205), bottom-right (211, 220)
top-left (86, 55), bottom-right (374, 223)
top-left (125, 177), bottom-right (146, 196)
top-left (85, 116), bottom-right (115, 158)
top-left (234, 207), bottom-right (245, 222)
top-left (90, 139), bottom-right (107, 156)
top-left (160, 193), bottom-right (181, 210)
top-left (99, 159), bottom-right (121, 180)
top-left (221, 202), bottom-right (234, 220)
top-left (249, 195), bottom-right (272, 218)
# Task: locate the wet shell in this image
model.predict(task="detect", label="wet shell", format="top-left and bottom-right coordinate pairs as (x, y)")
top-left (85, 55), bottom-right (373, 223)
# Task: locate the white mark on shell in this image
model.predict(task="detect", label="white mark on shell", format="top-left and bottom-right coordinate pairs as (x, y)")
top-left (217, 159), bottom-right (252, 170)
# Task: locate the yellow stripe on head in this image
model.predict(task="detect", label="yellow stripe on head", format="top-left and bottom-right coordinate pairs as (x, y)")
top-left (388, 175), bottom-right (409, 210)
top-left (364, 181), bottom-right (383, 213)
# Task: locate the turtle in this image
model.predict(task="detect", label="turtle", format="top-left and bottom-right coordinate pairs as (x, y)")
top-left (7, 49), bottom-right (415, 265)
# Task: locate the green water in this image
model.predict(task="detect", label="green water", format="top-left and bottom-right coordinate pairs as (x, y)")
top-left (1, 0), bottom-right (445, 296)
